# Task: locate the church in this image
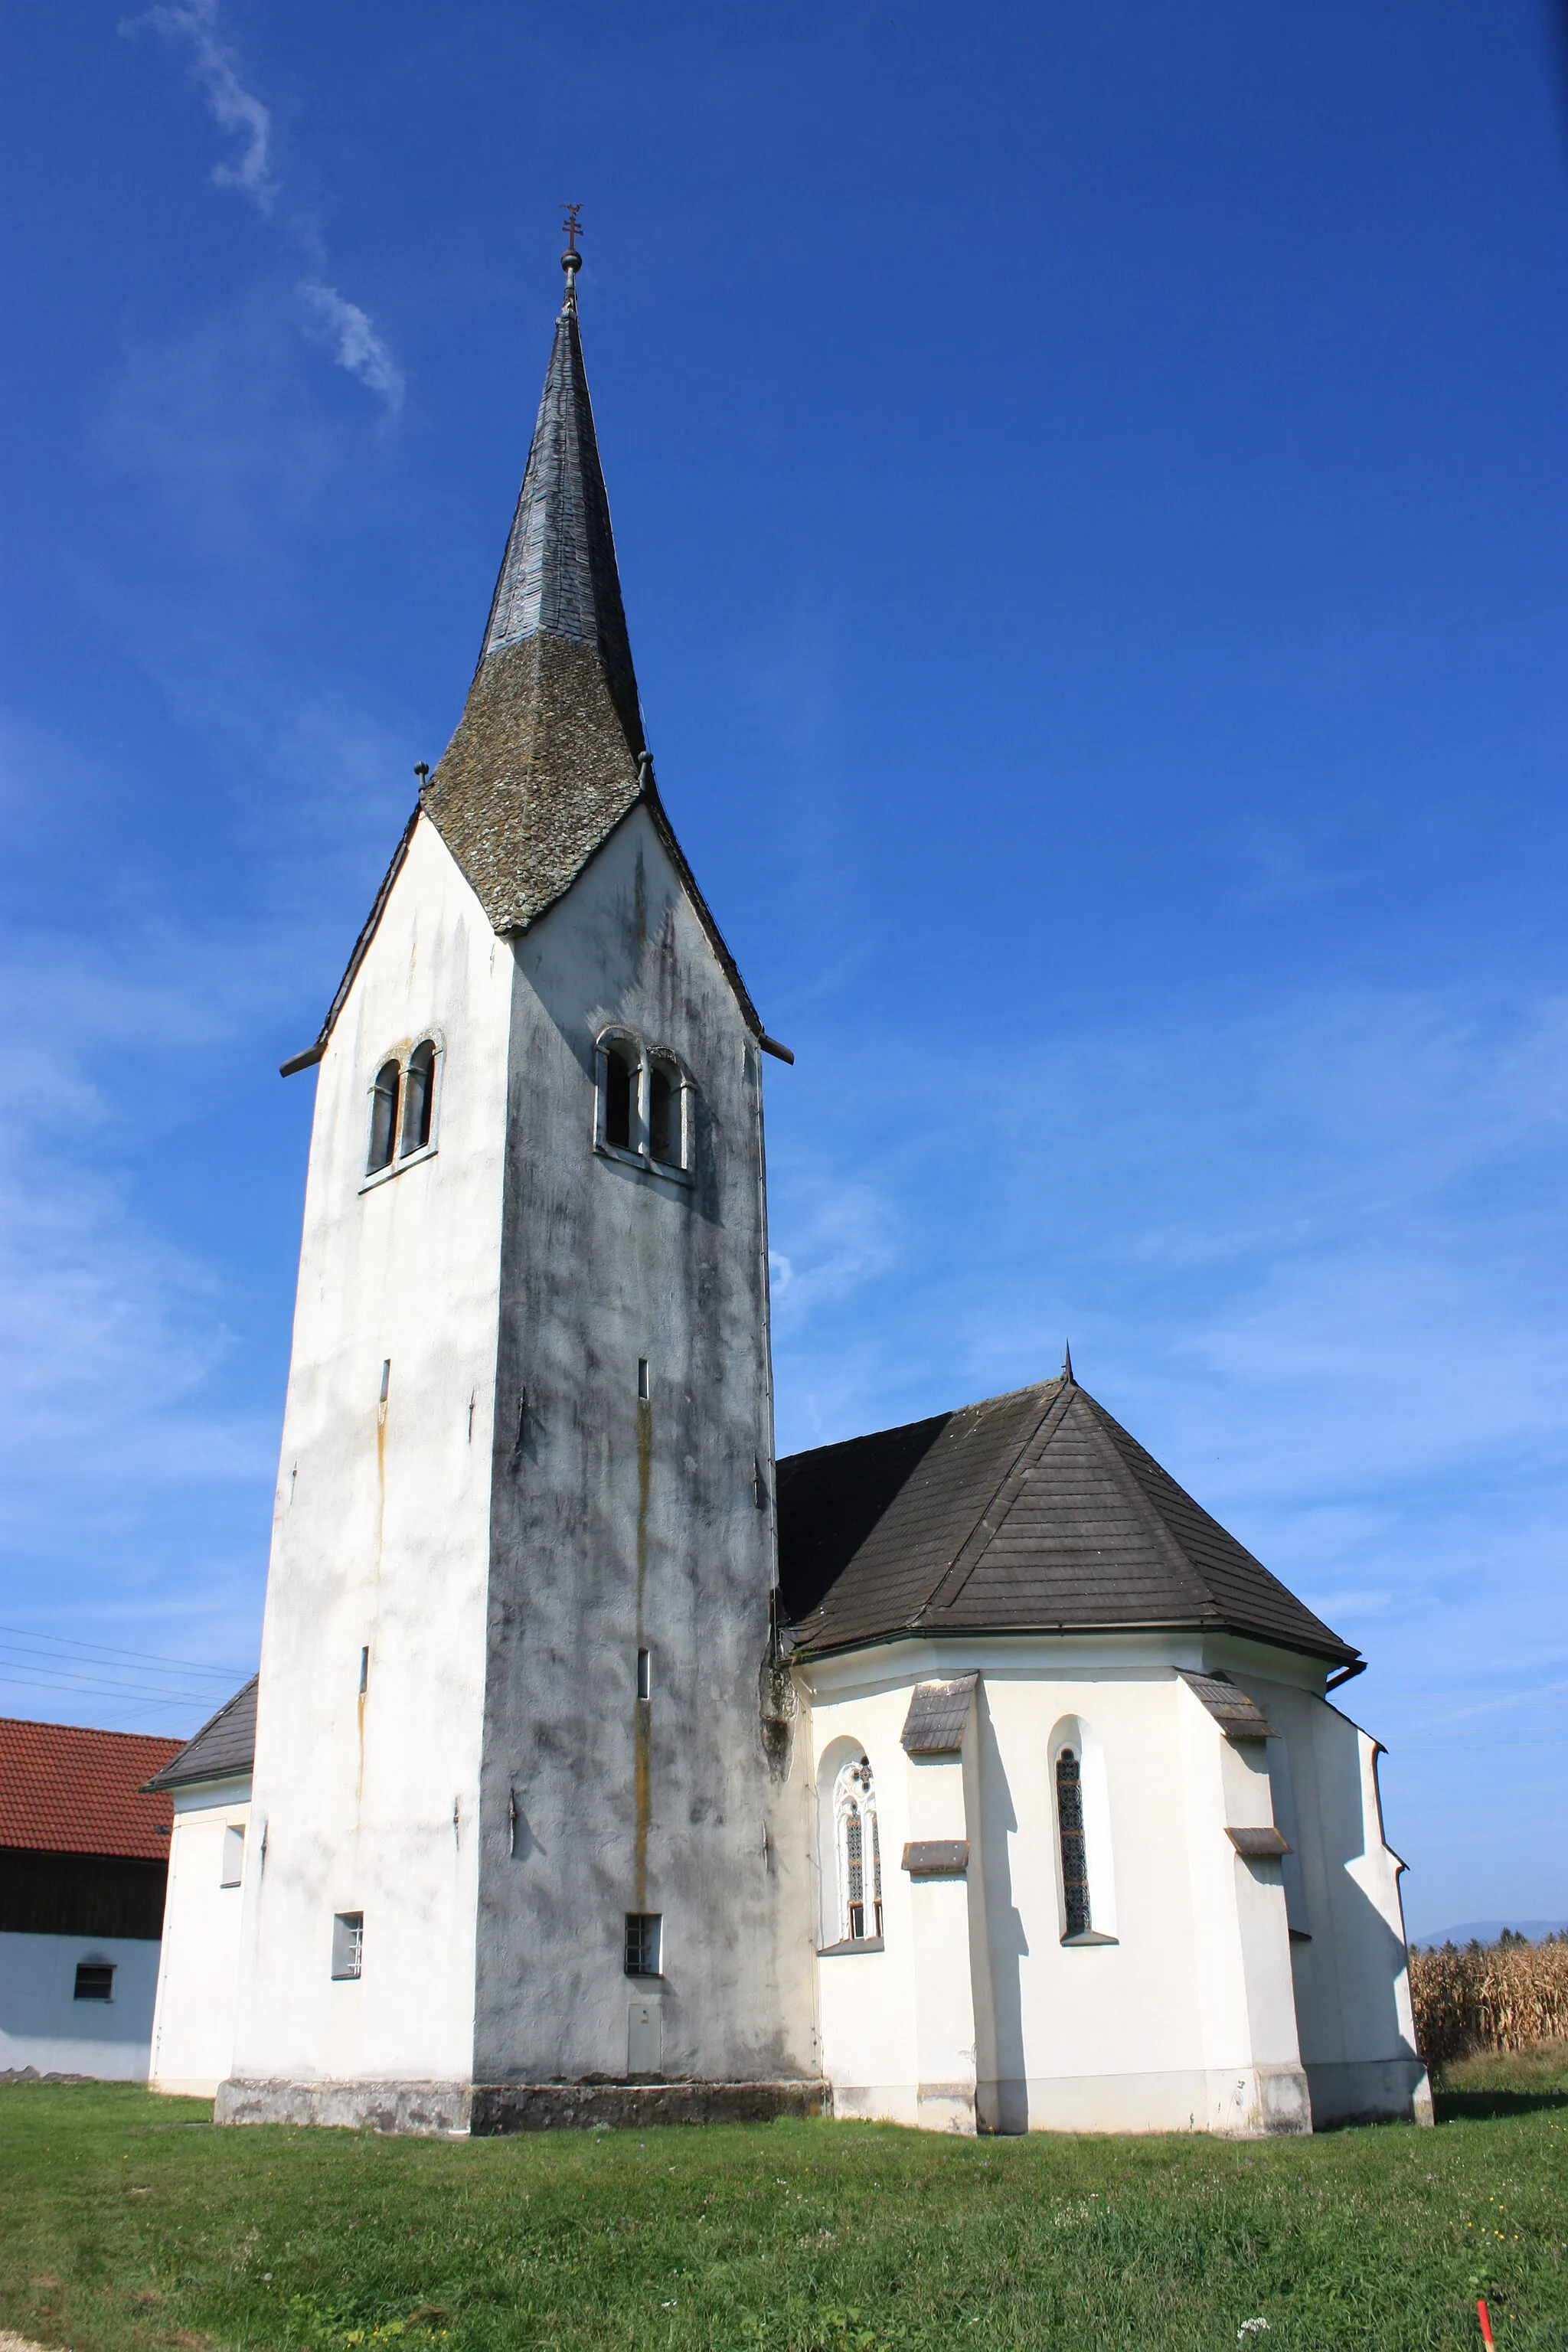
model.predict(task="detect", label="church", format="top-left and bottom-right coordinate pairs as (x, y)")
top-left (147, 238), bottom-right (1429, 2138)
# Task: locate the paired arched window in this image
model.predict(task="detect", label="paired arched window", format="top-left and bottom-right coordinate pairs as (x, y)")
top-left (834, 1754), bottom-right (883, 1945)
top-left (594, 1031), bottom-right (689, 1177)
top-left (366, 1040), bottom-right (440, 1178)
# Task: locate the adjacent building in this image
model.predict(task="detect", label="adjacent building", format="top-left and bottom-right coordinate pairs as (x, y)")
top-left (145, 1681), bottom-right (256, 2097)
top-left (0, 1717), bottom-right (180, 2080)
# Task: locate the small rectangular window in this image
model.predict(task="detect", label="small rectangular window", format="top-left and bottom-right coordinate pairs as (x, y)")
top-left (74, 1962), bottom-right (114, 2001)
top-left (220, 1823), bottom-right (246, 1887)
top-left (637, 1357), bottom-right (650, 1401)
top-left (332, 1911), bottom-right (364, 1980)
top-left (636, 1647), bottom-right (651, 1701)
top-left (624, 1912), bottom-right (662, 1978)
top-left (358, 1645), bottom-right (369, 1695)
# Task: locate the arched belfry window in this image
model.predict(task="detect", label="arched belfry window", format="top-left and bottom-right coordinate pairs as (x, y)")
top-left (369, 1061), bottom-right (400, 1174)
top-left (364, 1040), bottom-right (441, 1181)
top-left (1056, 1748), bottom-right (1091, 1939)
top-left (602, 1037), bottom-right (635, 1152)
top-left (648, 1057), bottom-right (681, 1169)
top-left (401, 1040), bottom-right (436, 1155)
top-left (594, 1031), bottom-right (691, 1180)
top-left (835, 1755), bottom-right (883, 1944)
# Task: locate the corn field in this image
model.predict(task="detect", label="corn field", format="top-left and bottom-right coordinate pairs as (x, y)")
top-left (1407, 1932), bottom-right (1568, 2069)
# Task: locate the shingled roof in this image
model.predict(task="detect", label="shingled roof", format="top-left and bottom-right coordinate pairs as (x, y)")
top-left (282, 254), bottom-right (778, 1076)
top-left (777, 1376), bottom-right (1357, 1668)
top-left (142, 1677), bottom-right (256, 1794)
top-left (0, 1717), bottom-right (181, 1859)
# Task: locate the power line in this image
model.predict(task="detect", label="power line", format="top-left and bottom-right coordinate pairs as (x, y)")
top-left (0, 1624), bottom-right (250, 1679)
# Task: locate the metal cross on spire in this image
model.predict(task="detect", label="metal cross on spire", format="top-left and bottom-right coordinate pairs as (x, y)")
top-left (560, 204), bottom-right (583, 297)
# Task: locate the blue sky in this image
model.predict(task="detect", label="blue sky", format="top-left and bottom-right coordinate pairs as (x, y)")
top-left (1, 1), bottom-right (1563, 1936)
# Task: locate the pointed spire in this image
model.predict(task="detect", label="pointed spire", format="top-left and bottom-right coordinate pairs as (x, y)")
top-left (420, 230), bottom-right (650, 935)
top-left (476, 225), bottom-right (642, 756)
top-left (1062, 1339), bottom-right (1075, 1385)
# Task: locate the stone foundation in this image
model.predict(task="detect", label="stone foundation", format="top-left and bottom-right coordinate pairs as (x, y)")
top-left (215, 2076), bottom-right (829, 2136)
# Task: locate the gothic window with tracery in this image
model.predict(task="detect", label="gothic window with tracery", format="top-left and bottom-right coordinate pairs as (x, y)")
top-left (1056, 1746), bottom-right (1091, 1939)
top-left (835, 1754), bottom-right (883, 1943)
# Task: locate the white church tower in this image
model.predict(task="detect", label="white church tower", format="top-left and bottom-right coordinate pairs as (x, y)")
top-left (219, 238), bottom-right (820, 2132)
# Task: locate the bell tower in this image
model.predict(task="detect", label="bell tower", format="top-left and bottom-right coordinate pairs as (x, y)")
top-left (220, 234), bottom-right (818, 2132)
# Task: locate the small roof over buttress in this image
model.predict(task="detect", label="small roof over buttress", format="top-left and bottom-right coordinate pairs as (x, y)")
top-left (777, 1374), bottom-right (1357, 1668)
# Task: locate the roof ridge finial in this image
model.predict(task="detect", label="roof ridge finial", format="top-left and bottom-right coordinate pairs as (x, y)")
top-left (560, 203), bottom-right (583, 306)
top-left (1062, 1338), bottom-right (1075, 1385)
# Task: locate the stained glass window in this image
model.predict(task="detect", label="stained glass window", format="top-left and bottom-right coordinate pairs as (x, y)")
top-left (834, 1755), bottom-right (883, 1942)
top-left (1057, 1747), bottom-right (1091, 1939)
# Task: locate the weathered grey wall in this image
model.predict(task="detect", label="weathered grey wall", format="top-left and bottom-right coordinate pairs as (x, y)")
top-left (473, 805), bottom-right (818, 2086)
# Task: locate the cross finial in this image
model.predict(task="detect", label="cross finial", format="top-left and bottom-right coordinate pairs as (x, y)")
top-left (560, 204), bottom-right (583, 296)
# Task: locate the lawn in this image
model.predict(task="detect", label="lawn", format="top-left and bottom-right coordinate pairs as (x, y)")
top-left (1, 2055), bottom-right (1564, 2352)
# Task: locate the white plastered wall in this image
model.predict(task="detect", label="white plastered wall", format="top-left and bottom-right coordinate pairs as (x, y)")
top-left (149, 1778), bottom-right (251, 2096)
top-left (799, 1637), bottom-right (1369, 2136)
top-left (1239, 1664), bottom-right (1430, 2127)
top-left (228, 815), bottom-right (513, 2099)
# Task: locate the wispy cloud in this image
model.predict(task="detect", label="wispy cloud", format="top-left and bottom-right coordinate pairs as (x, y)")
top-left (125, 0), bottom-right (276, 214)
top-left (122, 0), bottom-right (403, 414)
top-left (299, 281), bottom-right (406, 413)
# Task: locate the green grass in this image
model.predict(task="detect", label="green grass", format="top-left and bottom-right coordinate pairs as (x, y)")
top-left (1, 2057), bottom-right (1565, 2352)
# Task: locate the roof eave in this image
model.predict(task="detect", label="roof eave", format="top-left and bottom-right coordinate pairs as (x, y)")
top-left (784, 1615), bottom-right (1361, 1672)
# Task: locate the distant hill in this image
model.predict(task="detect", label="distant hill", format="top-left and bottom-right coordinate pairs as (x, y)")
top-left (1406, 1918), bottom-right (1567, 1949)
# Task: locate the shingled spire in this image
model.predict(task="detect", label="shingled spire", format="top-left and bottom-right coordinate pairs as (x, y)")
top-left (420, 233), bottom-right (648, 935)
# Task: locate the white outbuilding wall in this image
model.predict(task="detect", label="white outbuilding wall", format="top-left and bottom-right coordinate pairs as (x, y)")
top-left (149, 1776), bottom-right (251, 2096)
top-left (0, 1932), bottom-right (160, 2080)
top-left (801, 1636), bottom-right (1425, 2136)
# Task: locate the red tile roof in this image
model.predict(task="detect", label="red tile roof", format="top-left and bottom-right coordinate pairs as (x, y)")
top-left (0, 1716), bottom-right (182, 1860)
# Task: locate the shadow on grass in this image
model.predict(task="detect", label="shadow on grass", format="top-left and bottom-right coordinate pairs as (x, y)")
top-left (1434, 2084), bottom-right (1568, 2122)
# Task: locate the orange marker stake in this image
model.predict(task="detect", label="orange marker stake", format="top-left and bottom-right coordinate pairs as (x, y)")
top-left (1477, 2298), bottom-right (1495, 2347)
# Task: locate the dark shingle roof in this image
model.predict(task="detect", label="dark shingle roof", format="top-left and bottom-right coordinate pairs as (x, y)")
top-left (142, 1678), bottom-right (256, 1793)
top-left (778, 1378), bottom-right (1357, 1668)
top-left (0, 1717), bottom-right (181, 1858)
top-left (282, 273), bottom-right (780, 1074)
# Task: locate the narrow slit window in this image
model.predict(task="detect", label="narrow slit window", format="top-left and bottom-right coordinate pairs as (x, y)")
top-left (637, 1357), bottom-right (650, 1401)
top-left (1057, 1748), bottom-right (1091, 1939)
top-left (368, 1062), bottom-right (400, 1172)
top-left (602, 1042), bottom-right (635, 1151)
top-left (636, 1647), bottom-right (651, 1701)
top-left (401, 1040), bottom-right (436, 1155)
